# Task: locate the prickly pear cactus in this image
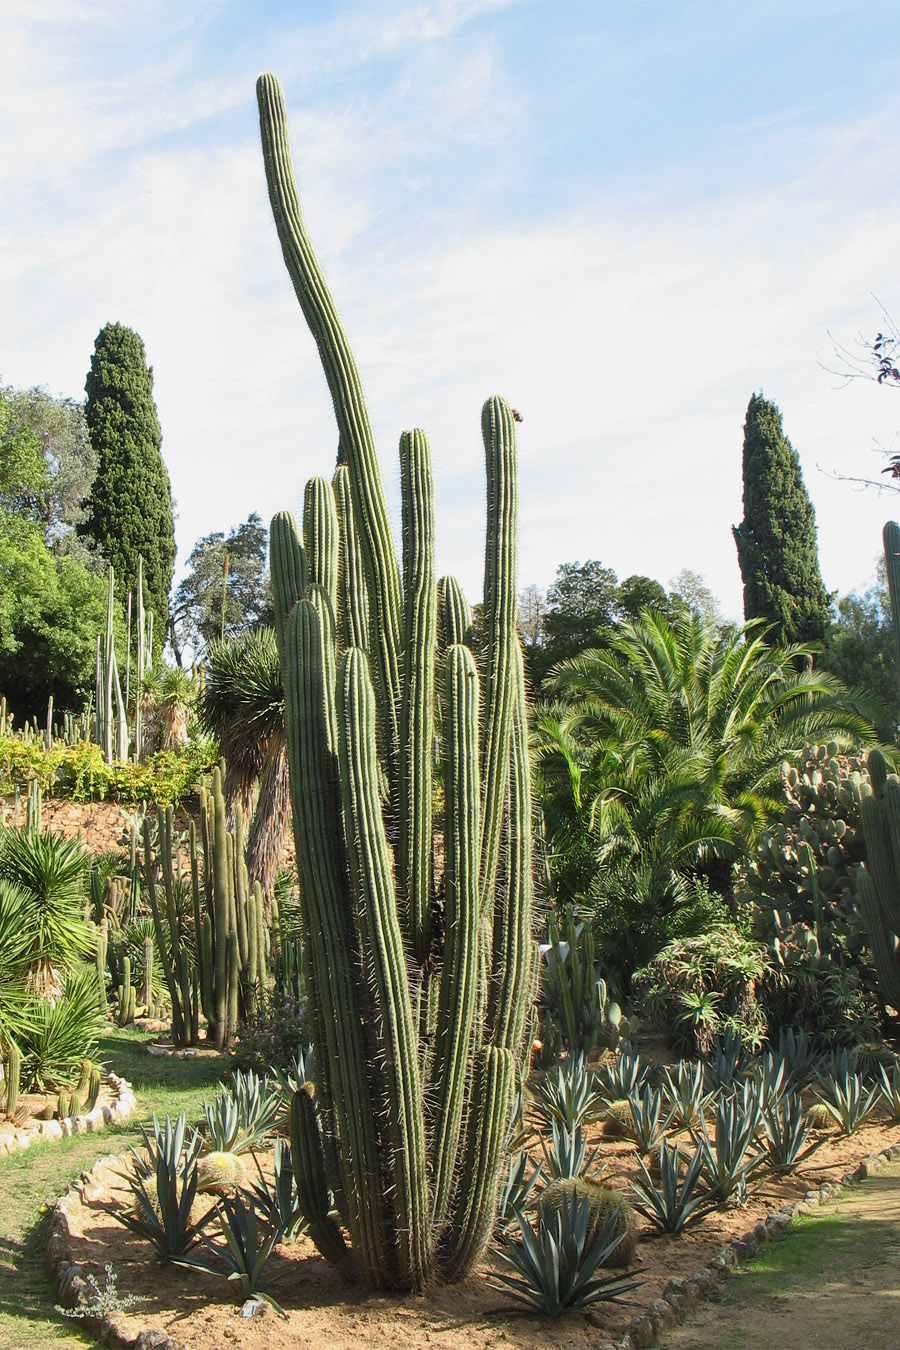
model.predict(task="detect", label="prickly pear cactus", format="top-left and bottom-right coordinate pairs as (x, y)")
top-left (256, 73), bottom-right (535, 1291)
top-left (738, 742), bottom-right (869, 964)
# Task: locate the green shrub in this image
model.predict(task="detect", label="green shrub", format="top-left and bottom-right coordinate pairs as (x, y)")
top-left (0, 734), bottom-right (218, 806)
top-left (633, 926), bottom-right (771, 1055)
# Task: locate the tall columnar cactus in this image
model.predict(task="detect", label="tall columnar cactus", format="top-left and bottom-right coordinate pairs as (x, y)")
top-left (857, 521), bottom-right (900, 1005)
top-left (257, 72), bottom-right (535, 1291)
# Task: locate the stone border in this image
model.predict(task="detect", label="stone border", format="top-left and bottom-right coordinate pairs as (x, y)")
top-left (46, 1136), bottom-right (900, 1350)
top-left (597, 1137), bottom-right (900, 1350)
top-left (0, 1074), bottom-right (136, 1158)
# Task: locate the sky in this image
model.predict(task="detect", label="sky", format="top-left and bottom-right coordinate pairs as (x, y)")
top-left (3, 0), bottom-right (900, 622)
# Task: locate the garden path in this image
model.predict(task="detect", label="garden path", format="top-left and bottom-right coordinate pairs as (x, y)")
top-left (662, 1161), bottom-right (900, 1350)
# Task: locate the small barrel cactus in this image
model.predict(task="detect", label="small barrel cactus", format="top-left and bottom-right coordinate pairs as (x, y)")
top-left (537, 1178), bottom-right (638, 1268)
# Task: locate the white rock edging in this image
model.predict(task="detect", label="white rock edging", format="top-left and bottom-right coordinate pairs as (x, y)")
top-left (0, 1074), bottom-right (136, 1158)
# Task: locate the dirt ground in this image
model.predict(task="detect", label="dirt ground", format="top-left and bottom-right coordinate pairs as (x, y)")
top-left (662, 1160), bottom-right (900, 1350)
top-left (60, 1118), bottom-right (900, 1349)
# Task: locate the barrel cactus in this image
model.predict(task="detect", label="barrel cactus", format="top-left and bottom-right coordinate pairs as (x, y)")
top-left (256, 73), bottom-right (535, 1291)
top-left (537, 1178), bottom-right (638, 1268)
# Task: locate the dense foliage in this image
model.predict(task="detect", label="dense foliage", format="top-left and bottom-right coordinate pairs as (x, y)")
top-left (733, 393), bottom-right (831, 649)
top-left (170, 512), bottom-right (273, 662)
top-left (80, 323), bottom-right (175, 644)
top-left (0, 734), bottom-right (217, 805)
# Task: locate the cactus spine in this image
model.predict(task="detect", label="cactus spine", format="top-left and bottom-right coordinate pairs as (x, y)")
top-left (257, 72), bottom-right (534, 1291)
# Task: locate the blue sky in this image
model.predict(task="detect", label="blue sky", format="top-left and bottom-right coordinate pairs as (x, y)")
top-left (4, 0), bottom-right (900, 620)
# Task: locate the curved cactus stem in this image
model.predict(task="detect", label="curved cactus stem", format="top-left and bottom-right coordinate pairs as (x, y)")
top-left (429, 643), bottom-right (482, 1226)
top-left (398, 430), bottom-right (436, 963)
top-left (336, 647), bottom-right (431, 1290)
top-left (333, 464), bottom-right (369, 651)
top-left (257, 73), bottom-right (402, 762)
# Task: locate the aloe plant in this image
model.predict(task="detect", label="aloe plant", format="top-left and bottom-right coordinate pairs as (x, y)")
top-left (600, 1045), bottom-right (649, 1102)
top-left (257, 72), bottom-right (533, 1289)
top-left (200, 1071), bottom-right (281, 1154)
top-left (876, 1060), bottom-right (900, 1120)
top-left (496, 1150), bottom-right (543, 1235)
top-left (539, 1121), bottom-right (606, 1182)
top-left (249, 1137), bottom-right (306, 1242)
top-left (814, 1070), bottom-right (880, 1135)
top-left (662, 1060), bottom-right (712, 1133)
top-left (693, 1091), bottom-right (766, 1204)
top-left (625, 1084), bottom-right (672, 1153)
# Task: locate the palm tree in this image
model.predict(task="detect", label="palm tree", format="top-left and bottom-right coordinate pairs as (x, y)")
top-left (197, 628), bottom-right (287, 901)
top-left (535, 611), bottom-right (875, 915)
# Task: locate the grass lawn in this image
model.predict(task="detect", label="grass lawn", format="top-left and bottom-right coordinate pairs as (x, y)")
top-left (0, 1027), bottom-right (228, 1350)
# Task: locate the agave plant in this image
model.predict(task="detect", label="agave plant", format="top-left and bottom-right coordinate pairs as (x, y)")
top-left (539, 1121), bottom-right (605, 1182)
top-left (113, 1113), bottom-right (209, 1261)
top-left (662, 1060), bottom-right (712, 1133)
top-left (693, 1090), bottom-right (766, 1204)
top-left (201, 1070), bottom-right (282, 1154)
top-left (600, 1044), bottom-right (649, 1102)
top-left (814, 1071), bottom-right (880, 1135)
top-left (177, 1192), bottom-right (289, 1317)
top-left (776, 1026), bottom-right (820, 1093)
top-left (749, 1051), bottom-right (789, 1113)
top-left (758, 1095), bottom-right (824, 1175)
top-left (496, 1149), bottom-right (544, 1235)
top-left (702, 1026), bottom-right (751, 1094)
top-left (630, 1139), bottom-right (715, 1234)
top-left (532, 1052), bottom-right (606, 1131)
top-left (876, 1061), bottom-right (900, 1121)
top-left (625, 1085), bottom-right (672, 1154)
top-left (248, 1137), bottom-right (307, 1241)
top-left (491, 1193), bottom-right (642, 1316)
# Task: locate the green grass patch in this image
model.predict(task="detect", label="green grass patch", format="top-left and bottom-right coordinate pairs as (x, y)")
top-left (0, 1026), bottom-right (229, 1350)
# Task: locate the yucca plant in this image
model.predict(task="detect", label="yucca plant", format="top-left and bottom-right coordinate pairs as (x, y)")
top-left (496, 1150), bottom-right (544, 1235)
top-left (201, 1070), bottom-right (282, 1154)
top-left (662, 1060), bottom-right (712, 1133)
top-left (758, 1094), bottom-right (824, 1175)
top-left (16, 967), bottom-right (106, 1092)
top-left (532, 1052), bottom-right (606, 1131)
top-left (814, 1071), bottom-right (880, 1135)
top-left (625, 1085), bottom-right (672, 1154)
top-left (491, 1193), bottom-right (642, 1316)
top-left (249, 1136), bottom-right (307, 1242)
top-left (693, 1090), bottom-right (766, 1204)
top-left (630, 1139), bottom-right (715, 1234)
top-left (113, 1113), bottom-right (209, 1261)
top-left (539, 1121), bottom-right (605, 1182)
top-left (177, 1193), bottom-right (289, 1317)
top-left (0, 827), bottom-right (94, 997)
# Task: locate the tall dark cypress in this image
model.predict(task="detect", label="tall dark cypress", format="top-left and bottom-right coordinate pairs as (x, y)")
top-left (733, 393), bottom-right (830, 649)
top-left (80, 323), bottom-right (175, 639)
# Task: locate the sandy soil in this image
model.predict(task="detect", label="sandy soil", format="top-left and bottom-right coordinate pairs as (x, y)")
top-left (60, 1116), bottom-right (900, 1349)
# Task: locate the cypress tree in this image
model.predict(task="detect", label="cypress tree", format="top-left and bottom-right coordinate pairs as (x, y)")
top-left (733, 393), bottom-right (830, 649)
top-left (79, 323), bottom-right (175, 639)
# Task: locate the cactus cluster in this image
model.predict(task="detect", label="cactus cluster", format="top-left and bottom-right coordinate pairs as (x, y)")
top-left (256, 72), bottom-right (534, 1290)
top-left (739, 743), bottom-right (868, 962)
top-left (56, 1058), bottom-right (101, 1120)
top-left (143, 769), bottom-right (267, 1050)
